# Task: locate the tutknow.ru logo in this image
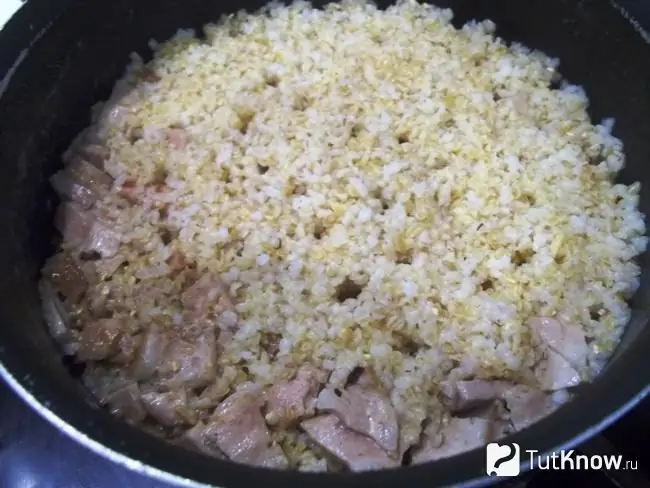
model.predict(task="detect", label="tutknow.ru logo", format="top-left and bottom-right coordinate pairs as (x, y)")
top-left (486, 442), bottom-right (638, 477)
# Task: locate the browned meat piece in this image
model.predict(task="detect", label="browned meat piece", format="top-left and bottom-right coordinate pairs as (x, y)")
top-left (50, 171), bottom-right (101, 209)
top-left (529, 317), bottom-right (587, 391)
top-left (440, 379), bottom-right (511, 413)
top-left (199, 385), bottom-right (288, 468)
top-left (315, 377), bottom-right (399, 454)
top-left (51, 155), bottom-right (112, 209)
top-left (131, 323), bottom-right (170, 380)
top-left (529, 317), bottom-right (588, 371)
top-left (66, 157), bottom-right (113, 194)
top-left (55, 202), bottom-right (94, 249)
top-left (104, 382), bottom-right (146, 424)
top-left (165, 128), bottom-right (188, 149)
top-left (76, 318), bottom-right (125, 361)
top-left (111, 333), bottom-right (142, 365)
top-left (141, 389), bottom-right (196, 427)
top-left (38, 279), bottom-right (76, 355)
top-left (300, 414), bottom-right (399, 471)
top-left (411, 417), bottom-right (494, 464)
top-left (162, 331), bottom-right (218, 390)
top-left (84, 221), bottom-right (121, 258)
top-left (141, 68), bottom-right (162, 83)
top-left (182, 421), bottom-right (227, 459)
top-left (190, 382), bottom-right (231, 410)
top-left (54, 202), bottom-right (121, 258)
top-left (535, 349), bottom-right (582, 391)
top-left (182, 273), bottom-right (234, 314)
top-left (501, 386), bottom-right (557, 431)
top-left (117, 178), bottom-right (140, 204)
top-left (167, 249), bottom-right (187, 272)
top-left (265, 366), bottom-right (325, 427)
top-left (42, 252), bottom-right (87, 303)
top-left (95, 255), bottom-right (126, 280)
top-left (78, 143), bottom-right (110, 168)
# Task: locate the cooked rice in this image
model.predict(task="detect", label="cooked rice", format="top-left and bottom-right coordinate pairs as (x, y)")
top-left (53, 0), bottom-right (647, 470)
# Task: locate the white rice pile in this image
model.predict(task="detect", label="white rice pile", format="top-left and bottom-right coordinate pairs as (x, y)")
top-left (79, 0), bottom-right (645, 467)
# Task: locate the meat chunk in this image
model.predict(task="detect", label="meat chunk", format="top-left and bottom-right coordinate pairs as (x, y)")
top-left (535, 349), bottom-right (582, 391)
top-left (501, 386), bottom-right (557, 431)
top-left (300, 414), bottom-right (399, 471)
top-left (104, 382), bottom-right (146, 424)
top-left (50, 170), bottom-right (101, 209)
top-left (66, 157), bottom-right (113, 193)
top-left (38, 279), bottom-right (76, 355)
top-left (78, 143), bottom-right (110, 168)
top-left (199, 385), bottom-right (288, 468)
top-left (165, 128), bottom-right (188, 149)
top-left (85, 221), bottom-right (121, 258)
top-left (54, 202), bottom-right (121, 258)
top-left (529, 317), bottom-right (588, 370)
top-left (412, 416), bottom-right (494, 464)
top-left (76, 318), bottom-right (125, 361)
top-left (190, 381), bottom-right (231, 410)
top-left (131, 323), bottom-right (170, 380)
top-left (162, 331), bottom-right (218, 390)
top-left (166, 249), bottom-right (187, 272)
top-left (265, 366), bottom-right (325, 427)
top-left (42, 252), bottom-right (88, 303)
top-left (529, 317), bottom-right (588, 391)
top-left (52, 156), bottom-right (112, 208)
top-left (55, 202), bottom-right (94, 249)
top-left (315, 379), bottom-right (399, 454)
top-left (440, 379), bottom-right (511, 413)
top-left (181, 273), bottom-right (237, 329)
top-left (182, 421), bottom-right (226, 459)
top-left (141, 389), bottom-right (196, 426)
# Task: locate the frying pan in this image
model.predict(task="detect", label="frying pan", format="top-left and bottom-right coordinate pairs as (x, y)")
top-left (0, 0), bottom-right (649, 486)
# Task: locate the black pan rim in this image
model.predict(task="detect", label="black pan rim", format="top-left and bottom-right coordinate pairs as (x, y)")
top-left (1, 0), bottom-right (650, 486)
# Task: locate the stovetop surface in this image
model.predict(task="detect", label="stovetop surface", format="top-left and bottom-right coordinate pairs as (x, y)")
top-left (1, 1), bottom-right (650, 487)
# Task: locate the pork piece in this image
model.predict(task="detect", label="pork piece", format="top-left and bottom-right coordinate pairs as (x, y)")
top-left (265, 366), bottom-right (325, 427)
top-left (42, 252), bottom-right (88, 303)
top-left (162, 331), bottom-right (218, 390)
top-left (111, 333), bottom-right (142, 365)
top-left (535, 349), bottom-right (582, 391)
top-left (501, 386), bottom-right (557, 431)
top-left (315, 377), bottom-right (399, 454)
top-left (190, 382), bottom-right (231, 410)
top-left (141, 389), bottom-right (196, 426)
top-left (76, 318), bottom-right (125, 361)
top-left (412, 416), bottom-right (494, 464)
top-left (67, 157), bottom-right (113, 192)
top-left (131, 323), bottom-right (170, 380)
top-left (440, 379), bottom-right (512, 413)
top-left (38, 279), bottom-right (76, 355)
top-left (78, 143), bottom-right (110, 168)
top-left (181, 273), bottom-right (237, 328)
top-left (165, 128), bottom-right (188, 149)
top-left (167, 249), bottom-right (187, 272)
top-left (54, 202), bottom-right (121, 258)
top-left (529, 317), bottom-right (588, 370)
top-left (104, 382), bottom-right (146, 424)
top-left (182, 421), bottom-right (226, 459)
top-left (197, 385), bottom-right (288, 468)
top-left (63, 127), bottom-right (110, 168)
top-left (301, 414), bottom-right (399, 471)
top-left (51, 157), bottom-right (112, 208)
top-left (50, 171), bottom-right (101, 209)
top-left (529, 317), bottom-right (588, 390)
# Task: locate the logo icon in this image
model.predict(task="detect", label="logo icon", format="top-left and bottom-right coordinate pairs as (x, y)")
top-left (486, 442), bottom-right (521, 477)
